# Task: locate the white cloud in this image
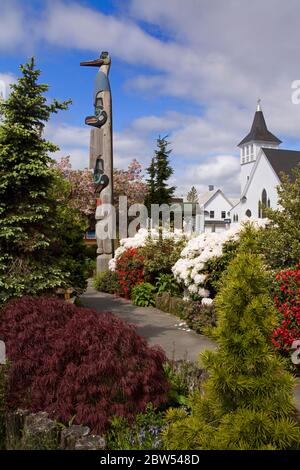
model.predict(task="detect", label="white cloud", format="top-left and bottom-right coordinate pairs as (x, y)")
top-left (0, 1), bottom-right (26, 51)
top-left (184, 155), bottom-right (241, 197)
top-left (45, 123), bottom-right (90, 147)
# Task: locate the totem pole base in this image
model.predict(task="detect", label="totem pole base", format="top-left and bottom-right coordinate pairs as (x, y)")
top-left (97, 253), bottom-right (112, 273)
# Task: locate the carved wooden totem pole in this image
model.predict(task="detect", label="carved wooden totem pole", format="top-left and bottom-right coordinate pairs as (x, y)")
top-left (80, 51), bottom-right (114, 272)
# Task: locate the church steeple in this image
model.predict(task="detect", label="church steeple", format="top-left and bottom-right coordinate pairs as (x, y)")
top-left (238, 101), bottom-right (281, 193)
top-left (238, 100), bottom-right (281, 147)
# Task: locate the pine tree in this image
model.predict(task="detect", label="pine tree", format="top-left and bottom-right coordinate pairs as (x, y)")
top-left (163, 248), bottom-right (300, 450)
top-left (0, 58), bottom-right (72, 303)
top-left (144, 156), bottom-right (156, 214)
top-left (145, 136), bottom-right (176, 213)
top-left (186, 186), bottom-right (198, 203)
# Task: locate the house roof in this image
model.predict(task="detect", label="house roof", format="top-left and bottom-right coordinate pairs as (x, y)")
top-left (238, 109), bottom-right (281, 146)
top-left (263, 148), bottom-right (300, 180)
top-left (198, 189), bottom-right (234, 208)
top-left (197, 189), bottom-right (219, 206)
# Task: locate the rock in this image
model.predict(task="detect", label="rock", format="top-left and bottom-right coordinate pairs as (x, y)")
top-left (74, 434), bottom-right (106, 450)
top-left (60, 425), bottom-right (90, 450)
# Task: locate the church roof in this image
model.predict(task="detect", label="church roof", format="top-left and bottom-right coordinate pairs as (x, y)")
top-left (263, 148), bottom-right (300, 180)
top-left (238, 108), bottom-right (282, 146)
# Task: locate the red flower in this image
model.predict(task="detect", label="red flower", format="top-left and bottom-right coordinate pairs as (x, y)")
top-left (115, 248), bottom-right (144, 299)
top-left (273, 265), bottom-right (300, 356)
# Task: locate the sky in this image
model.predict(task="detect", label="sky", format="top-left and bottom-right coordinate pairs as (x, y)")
top-left (1, 0), bottom-right (300, 198)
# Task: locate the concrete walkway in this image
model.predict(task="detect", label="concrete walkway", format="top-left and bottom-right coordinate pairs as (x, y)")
top-left (81, 284), bottom-right (215, 362)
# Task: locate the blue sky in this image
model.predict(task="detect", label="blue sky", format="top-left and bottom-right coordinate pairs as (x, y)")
top-left (1, 0), bottom-right (300, 197)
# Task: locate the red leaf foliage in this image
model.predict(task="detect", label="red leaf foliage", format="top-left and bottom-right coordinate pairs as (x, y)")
top-left (272, 266), bottom-right (300, 354)
top-left (0, 296), bottom-right (169, 433)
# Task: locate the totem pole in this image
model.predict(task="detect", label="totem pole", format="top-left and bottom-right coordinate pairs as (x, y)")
top-left (80, 51), bottom-right (114, 272)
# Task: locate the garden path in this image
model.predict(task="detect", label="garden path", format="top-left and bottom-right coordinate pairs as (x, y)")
top-left (81, 282), bottom-right (215, 362)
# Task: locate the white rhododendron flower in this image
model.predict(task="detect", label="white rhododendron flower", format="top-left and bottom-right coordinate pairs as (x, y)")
top-left (201, 298), bottom-right (213, 306)
top-left (172, 225), bottom-right (243, 300)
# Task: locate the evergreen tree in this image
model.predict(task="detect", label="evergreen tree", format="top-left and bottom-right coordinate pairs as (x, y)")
top-left (186, 186), bottom-right (198, 203)
top-left (163, 248), bottom-right (300, 450)
top-left (260, 164), bottom-right (300, 268)
top-left (0, 58), bottom-right (73, 303)
top-left (145, 136), bottom-right (176, 212)
top-left (144, 157), bottom-right (156, 213)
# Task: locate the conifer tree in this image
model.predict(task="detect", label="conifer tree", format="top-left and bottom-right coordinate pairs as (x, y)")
top-left (144, 156), bottom-right (156, 213)
top-left (186, 186), bottom-right (198, 203)
top-left (0, 58), bottom-right (72, 303)
top-left (163, 249), bottom-right (300, 449)
top-left (145, 136), bottom-right (175, 213)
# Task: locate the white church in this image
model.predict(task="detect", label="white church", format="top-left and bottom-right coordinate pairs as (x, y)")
top-left (196, 101), bottom-right (300, 231)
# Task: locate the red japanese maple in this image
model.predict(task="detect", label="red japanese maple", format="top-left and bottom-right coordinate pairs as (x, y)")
top-left (0, 296), bottom-right (168, 433)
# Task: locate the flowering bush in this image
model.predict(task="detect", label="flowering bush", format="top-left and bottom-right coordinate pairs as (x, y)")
top-left (115, 248), bottom-right (144, 298)
top-left (0, 296), bottom-right (169, 434)
top-left (114, 159), bottom-right (149, 209)
top-left (272, 266), bottom-right (300, 354)
top-left (53, 156), bottom-right (96, 217)
top-left (109, 228), bottom-right (187, 272)
top-left (172, 226), bottom-right (241, 301)
top-left (172, 221), bottom-right (267, 302)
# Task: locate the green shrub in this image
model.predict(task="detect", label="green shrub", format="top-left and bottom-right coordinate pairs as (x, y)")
top-left (107, 404), bottom-right (164, 450)
top-left (259, 164), bottom-right (300, 269)
top-left (93, 270), bottom-right (117, 294)
top-left (163, 253), bottom-right (300, 450)
top-left (203, 238), bottom-right (239, 297)
top-left (156, 273), bottom-right (181, 296)
top-left (131, 283), bottom-right (156, 307)
top-left (140, 237), bottom-right (186, 284)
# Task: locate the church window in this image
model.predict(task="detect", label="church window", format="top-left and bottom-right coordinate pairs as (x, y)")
top-left (250, 144), bottom-right (254, 155)
top-left (258, 201), bottom-right (262, 218)
top-left (267, 198), bottom-right (271, 208)
top-left (261, 189), bottom-right (267, 217)
top-left (245, 209), bottom-right (252, 218)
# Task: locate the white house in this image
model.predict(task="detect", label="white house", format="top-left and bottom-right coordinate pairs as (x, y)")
top-left (230, 101), bottom-right (300, 223)
top-left (198, 186), bottom-right (234, 232)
